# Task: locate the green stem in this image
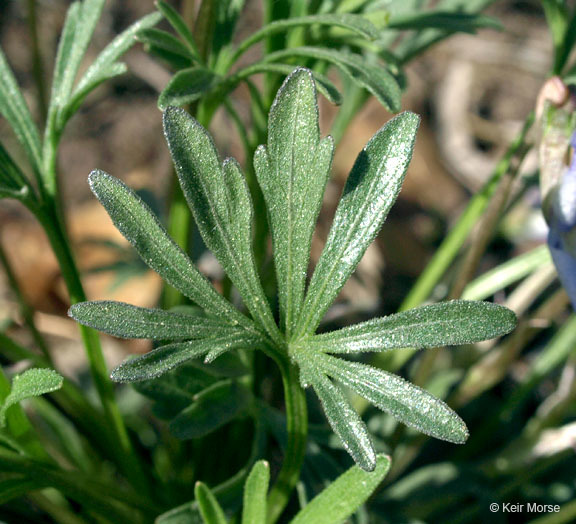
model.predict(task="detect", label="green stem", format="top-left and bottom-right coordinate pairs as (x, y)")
top-left (267, 354), bottom-right (308, 524)
top-left (0, 240), bottom-right (52, 364)
top-left (33, 204), bottom-right (148, 494)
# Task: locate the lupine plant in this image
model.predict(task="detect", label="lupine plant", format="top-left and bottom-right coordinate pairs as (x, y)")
top-left (70, 68), bottom-right (516, 520)
top-left (3, 1), bottom-right (576, 523)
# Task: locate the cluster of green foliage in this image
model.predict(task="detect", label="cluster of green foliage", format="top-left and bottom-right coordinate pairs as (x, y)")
top-left (1, 1), bottom-right (576, 523)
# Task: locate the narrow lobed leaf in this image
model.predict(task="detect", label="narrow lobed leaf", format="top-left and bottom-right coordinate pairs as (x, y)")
top-left (295, 111), bottom-right (419, 338)
top-left (163, 108), bottom-right (279, 342)
top-left (387, 11), bottom-right (502, 33)
top-left (155, 0), bottom-right (201, 60)
top-left (88, 170), bottom-right (251, 330)
top-left (305, 365), bottom-right (376, 471)
top-left (290, 454), bottom-right (390, 524)
top-left (254, 68), bottom-right (334, 336)
top-left (318, 353), bottom-right (469, 444)
top-left (0, 48), bottom-right (42, 175)
top-left (195, 482), bottom-right (227, 524)
top-left (0, 369), bottom-right (63, 426)
top-left (110, 332), bottom-right (264, 383)
top-left (69, 300), bottom-right (244, 340)
top-left (242, 460), bottom-right (270, 524)
top-left (299, 300), bottom-right (517, 354)
top-left (0, 142), bottom-right (31, 201)
top-left (137, 28), bottom-right (195, 62)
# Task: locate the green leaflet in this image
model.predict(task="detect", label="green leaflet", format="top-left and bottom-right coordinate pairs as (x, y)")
top-left (195, 482), bottom-right (227, 524)
top-left (69, 300), bottom-right (243, 340)
top-left (290, 454), bottom-right (390, 524)
top-left (254, 68), bottom-right (334, 336)
top-left (163, 108), bottom-right (280, 343)
top-left (67, 12), bottom-right (162, 125)
top-left (88, 170), bottom-right (251, 330)
top-left (242, 461), bottom-right (269, 524)
top-left (317, 353), bottom-right (469, 445)
top-left (305, 365), bottom-right (376, 471)
top-left (297, 300), bottom-right (517, 353)
top-left (0, 369), bottom-right (63, 426)
top-left (156, 0), bottom-right (201, 60)
top-left (110, 332), bottom-right (264, 382)
top-left (0, 48), bottom-right (42, 175)
top-left (137, 28), bottom-right (194, 62)
top-left (263, 46), bottom-right (401, 112)
top-left (169, 379), bottom-right (251, 439)
top-left (294, 111), bottom-right (419, 338)
top-left (158, 68), bottom-right (221, 110)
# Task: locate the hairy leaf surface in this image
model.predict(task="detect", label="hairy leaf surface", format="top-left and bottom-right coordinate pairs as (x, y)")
top-left (195, 482), bottom-right (227, 524)
top-left (318, 353), bottom-right (469, 444)
top-left (159, 68), bottom-right (220, 110)
top-left (163, 108), bottom-right (279, 341)
top-left (254, 68), bottom-right (334, 335)
top-left (242, 461), bottom-right (269, 524)
top-left (0, 369), bottom-right (63, 426)
top-left (88, 170), bottom-right (251, 330)
top-left (290, 454), bottom-right (390, 524)
top-left (69, 300), bottom-right (243, 340)
top-left (295, 112), bottom-right (419, 337)
top-left (111, 332), bottom-right (263, 382)
top-left (299, 300), bottom-right (517, 353)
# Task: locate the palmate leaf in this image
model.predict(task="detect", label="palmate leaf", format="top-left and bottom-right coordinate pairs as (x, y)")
top-left (254, 69), bottom-right (334, 336)
top-left (290, 454), bottom-right (390, 524)
top-left (110, 331), bottom-right (264, 382)
top-left (297, 300), bottom-right (517, 354)
top-left (69, 300), bottom-right (243, 340)
top-left (294, 111), bottom-right (419, 338)
top-left (163, 108), bottom-right (280, 343)
top-left (315, 353), bottom-right (469, 445)
top-left (88, 170), bottom-right (251, 331)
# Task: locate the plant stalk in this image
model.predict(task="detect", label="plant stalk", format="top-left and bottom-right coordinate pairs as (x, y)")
top-left (267, 355), bottom-right (308, 524)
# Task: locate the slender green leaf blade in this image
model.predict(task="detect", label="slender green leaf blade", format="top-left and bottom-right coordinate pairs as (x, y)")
top-left (295, 112), bottom-right (419, 337)
top-left (137, 28), bottom-right (194, 61)
top-left (0, 369), bottom-right (63, 426)
top-left (195, 482), bottom-right (227, 524)
top-left (264, 47), bottom-right (401, 112)
top-left (69, 300), bottom-right (244, 340)
top-left (111, 332), bottom-right (263, 382)
top-left (74, 12), bottom-right (162, 98)
top-left (254, 68), bottom-right (334, 335)
top-left (308, 368), bottom-right (376, 471)
top-left (158, 68), bottom-right (221, 110)
top-left (163, 109), bottom-right (278, 340)
top-left (0, 48), bottom-right (42, 174)
top-left (388, 11), bottom-right (501, 32)
top-left (320, 354), bottom-right (469, 444)
top-left (300, 301), bottom-right (517, 353)
top-left (88, 170), bottom-right (250, 329)
top-left (0, 477), bottom-right (49, 505)
top-left (156, 0), bottom-right (200, 59)
top-left (170, 379), bottom-right (251, 439)
top-left (242, 460), bottom-right (269, 524)
top-left (290, 454), bottom-right (390, 524)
